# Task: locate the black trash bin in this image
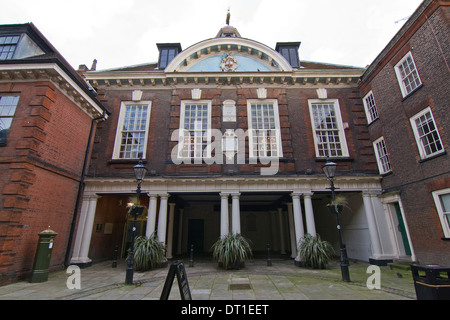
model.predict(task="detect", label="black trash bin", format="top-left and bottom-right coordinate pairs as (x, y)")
top-left (411, 264), bottom-right (450, 300)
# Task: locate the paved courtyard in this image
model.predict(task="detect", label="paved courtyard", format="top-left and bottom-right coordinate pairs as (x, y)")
top-left (0, 258), bottom-right (417, 300)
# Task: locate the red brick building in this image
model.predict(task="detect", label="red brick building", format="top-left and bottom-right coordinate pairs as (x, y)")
top-left (0, 23), bottom-right (108, 284)
top-left (359, 0), bottom-right (449, 265)
top-left (72, 0), bottom-right (449, 269)
top-left (1, 1), bottom-right (448, 285)
top-left (72, 25), bottom-right (394, 269)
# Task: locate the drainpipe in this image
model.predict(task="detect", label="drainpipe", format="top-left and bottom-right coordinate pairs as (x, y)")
top-left (64, 112), bottom-right (106, 267)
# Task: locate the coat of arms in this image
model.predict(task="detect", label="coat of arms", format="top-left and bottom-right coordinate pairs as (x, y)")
top-left (220, 54), bottom-right (238, 72)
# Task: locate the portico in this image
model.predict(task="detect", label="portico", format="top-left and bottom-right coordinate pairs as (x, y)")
top-left (70, 175), bottom-right (396, 266)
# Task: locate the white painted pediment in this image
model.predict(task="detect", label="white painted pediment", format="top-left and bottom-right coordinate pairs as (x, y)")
top-left (165, 38), bottom-right (293, 73)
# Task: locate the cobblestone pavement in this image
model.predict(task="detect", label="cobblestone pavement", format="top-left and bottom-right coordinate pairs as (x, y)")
top-left (0, 259), bottom-right (417, 300)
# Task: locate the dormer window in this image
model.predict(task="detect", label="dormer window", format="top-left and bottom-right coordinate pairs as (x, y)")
top-left (0, 35), bottom-right (20, 60)
top-left (157, 43), bottom-right (182, 69)
top-left (275, 42), bottom-right (301, 68)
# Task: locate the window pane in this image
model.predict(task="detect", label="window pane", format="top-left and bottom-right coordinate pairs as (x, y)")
top-left (440, 194), bottom-right (450, 229)
top-left (0, 118), bottom-right (13, 144)
top-left (364, 92), bottom-right (379, 123)
top-left (168, 48), bottom-right (176, 61)
top-left (249, 103), bottom-right (280, 157)
top-left (117, 104), bottom-right (149, 159)
top-left (159, 50), bottom-right (168, 68)
top-left (0, 35), bottom-right (20, 60)
top-left (440, 194), bottom-right (450, 212)
top-left (311, 102), bottom-right (345, 157)
top-left (0, 96), bottom-right (19, 144)
top-left (413, 110), bottom-right (443, 157)
top-left (180, 103), bottom-right (210, 158)
top-left (279, 46), bottom-right (299, 67)
top-left (397, 53), bottom-right (422, 95)
top-left (159, 47), bottom-right (179, 69)
top-left (280, 48), bottom-right (289, 61)
top-left (375, 138), bottom-right (391, 174)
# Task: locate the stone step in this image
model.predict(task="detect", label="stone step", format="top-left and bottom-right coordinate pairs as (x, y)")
top-left (388, 261), bottom-right (415, 271)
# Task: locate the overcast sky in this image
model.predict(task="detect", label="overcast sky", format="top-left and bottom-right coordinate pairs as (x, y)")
top-left (1, 0), bottom-right (424, 70)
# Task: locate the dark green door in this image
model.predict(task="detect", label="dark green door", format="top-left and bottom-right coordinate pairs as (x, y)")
top-left (394, 203), bottom-right (412, 256)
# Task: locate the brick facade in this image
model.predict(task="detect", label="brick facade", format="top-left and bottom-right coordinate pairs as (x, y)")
top-left (0, 23), bottom-right (107, 284)
top-left (0, 80), bottom-right (99, 283)
top-left (1, 1), bottom-right (449, 284)
top-left (359, 0), bottom-right (450, 264)
top-left (88, 87), bottom-right (376, 178)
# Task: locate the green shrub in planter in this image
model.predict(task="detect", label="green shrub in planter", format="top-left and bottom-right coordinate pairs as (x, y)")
top-left (298, 233), bottom-right (334, 269)
top-left (212, 233), bottom-right (252, 269)
top-left (132, 233), bottom-right (166, 271)
top-left (327, 195), bottom-right (349, 214)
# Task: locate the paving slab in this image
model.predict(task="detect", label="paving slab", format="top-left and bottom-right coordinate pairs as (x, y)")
top-left (0, 259), bottom-right (416, 301)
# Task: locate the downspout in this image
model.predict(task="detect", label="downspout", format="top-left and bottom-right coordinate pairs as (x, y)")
top-left (64, 111), bottom-right (106, 267)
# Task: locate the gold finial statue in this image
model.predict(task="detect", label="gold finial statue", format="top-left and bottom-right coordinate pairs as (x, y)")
top-left (226, 8), bottom-right (230, 26)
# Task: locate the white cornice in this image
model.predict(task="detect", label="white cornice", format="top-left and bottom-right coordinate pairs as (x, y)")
top-left (0, 63), bottom-right (107, 119)
top-left (83, 175), bottom-right (382, 195)
top-left (83, 68), bottom-right (363, 89)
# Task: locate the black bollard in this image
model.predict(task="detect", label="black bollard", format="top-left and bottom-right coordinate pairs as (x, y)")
top-left (189, 244), bottom-right (194, 267)
top-left (267, 243), bottom-right (272, 266)
top-left (112, 244), bottom-right (118, 268)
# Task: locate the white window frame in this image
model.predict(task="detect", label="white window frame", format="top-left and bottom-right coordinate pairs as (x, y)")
top-left (362, 90), bottom-right (379, 124)
top-left (410, 107), bottom-right (444, 159)
top-left (432, 188), bottom-right (450, 238)
top-left (178, 100), bottom-right (212, 160)
top-left (247, 99), bottom-right (283, 159)
top-left (373, 136), bottom-right (392, 174)
top-left (308, 99), bottom-right (349, 158)
top-left (112, 101), bottom-right (152, 160)
top-left (394, 51), bottom-right (422, 98)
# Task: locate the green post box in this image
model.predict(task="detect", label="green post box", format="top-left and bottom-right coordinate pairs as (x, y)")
top-left (29, 227), bottom-right (58, 283)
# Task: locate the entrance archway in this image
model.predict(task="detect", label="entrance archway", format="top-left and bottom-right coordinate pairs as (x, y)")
top-left (170, 192), bottom-right (293, 258)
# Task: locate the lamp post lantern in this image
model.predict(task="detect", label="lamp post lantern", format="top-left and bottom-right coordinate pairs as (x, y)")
top-left (322, 159), bottom-right (350, 282)
top-left (125, 159), bottom-right (148, 285)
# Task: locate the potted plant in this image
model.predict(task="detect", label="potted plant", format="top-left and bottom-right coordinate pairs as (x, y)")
top-left (327, 194), bottom-right (349, 214)
top-left (128, 204), bottom-right (146, 217)
top-left (132, 233), bottom-right (166, 271)
top-left (212, 233), bottom-right (252, 270)
top-left (298, 233), bottom-right (334, 269)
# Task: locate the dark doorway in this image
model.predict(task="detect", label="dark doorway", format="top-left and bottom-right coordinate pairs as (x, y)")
top-left (188, 219), bottom-right (204, 256)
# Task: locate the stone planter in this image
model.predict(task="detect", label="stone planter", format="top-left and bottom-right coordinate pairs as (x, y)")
top-left (218, 260), bottom-right (245, 270)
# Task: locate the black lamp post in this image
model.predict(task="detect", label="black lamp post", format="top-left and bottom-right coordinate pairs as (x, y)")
top-left (125, 159), bottom-right (148, 285)
top-left (322, 159), bottom-right (350, 282)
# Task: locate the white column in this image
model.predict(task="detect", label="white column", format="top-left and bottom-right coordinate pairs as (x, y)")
top-left (157, 194), bottom-right (169, 244)
top-left (278, 208), bottom-right (286, 254)
top-left (176, 208), bottom-right (184, 255)
top-left (287, 202), bottom-right (297, 258)
top-left (291, 193), bottom-right (305, 247)
top-left (146, 194), bottom-right (158, 238)
top-left (362, 191), bottom-right (383, 259)
top-left (303, 193), bottom-right (317, 237)
top-left (220, 193), bottom-right (230, 237)
top-left (166, 202), bottom-right (176, 259)
top-left (70, 194), bottom-right (99, 264)
top-left (231, 193), bottom-right (241, 234)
